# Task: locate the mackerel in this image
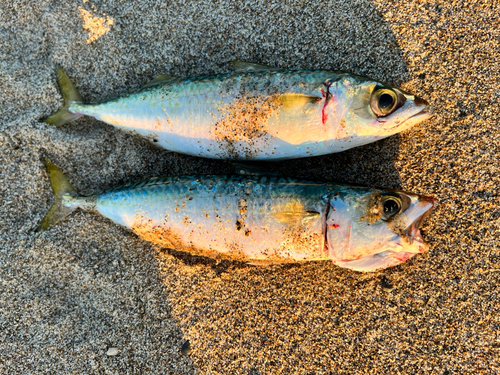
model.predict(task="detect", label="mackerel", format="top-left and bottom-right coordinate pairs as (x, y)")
top-left (38, 161), bottom-right (435, 272)
top-left (44, 63), bottom-right (431, 160)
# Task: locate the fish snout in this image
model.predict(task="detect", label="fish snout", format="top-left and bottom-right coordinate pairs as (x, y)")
top-left (414, 96), bottom-right (429, 108)
top-left (418, 195), bottom-right (437, 208)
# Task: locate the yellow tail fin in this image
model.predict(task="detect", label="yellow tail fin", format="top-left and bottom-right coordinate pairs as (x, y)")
top-left (44, 66), bottom-right (83, 127)
top-left (37, 160), bottom-right (79, 231)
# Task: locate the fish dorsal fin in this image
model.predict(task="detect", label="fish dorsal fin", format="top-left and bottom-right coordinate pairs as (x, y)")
top-left (142, 74), bottom-right (176, 88)
top-left (231, 61), bottom-right (281, 72)
top-left (280, 94), bottom-right (322, 113)
top-left (269, 210), bottom-right (320, 225)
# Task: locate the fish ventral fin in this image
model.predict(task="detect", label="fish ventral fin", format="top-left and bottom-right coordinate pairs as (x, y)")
top-left (44, 66), bottom-right (83, 127)
top-left (269, 210), bottom-right (320, 225)
top-left (37, 160), bottom-right (79, 232)
top-left (142, 74), bottom-right (176, 88)
top-left (231, 61), bottom-right (282, 72)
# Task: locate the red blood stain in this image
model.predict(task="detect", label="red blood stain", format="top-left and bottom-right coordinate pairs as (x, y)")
top-left (320, 85), bottom-right (336, 126)
top-left (322, 106), bottom-right (328, 125)
top-left (320, 88), bottom-right (329, 125)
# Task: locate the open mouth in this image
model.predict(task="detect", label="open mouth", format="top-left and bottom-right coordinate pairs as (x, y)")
top-left (404, 197), bottom-right (436, 252)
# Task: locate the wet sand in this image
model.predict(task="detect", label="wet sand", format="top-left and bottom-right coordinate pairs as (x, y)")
top-left (1, 0), bottom-right (499, 373)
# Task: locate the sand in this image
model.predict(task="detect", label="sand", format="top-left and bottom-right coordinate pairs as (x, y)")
top-left (1, 0), bottom-right (499, 373)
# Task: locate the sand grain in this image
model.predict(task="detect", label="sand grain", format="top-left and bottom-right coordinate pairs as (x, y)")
top-left (1, 0), bottom-right (499, 373)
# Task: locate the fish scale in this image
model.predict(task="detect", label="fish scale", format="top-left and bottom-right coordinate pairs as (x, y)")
top-left (38, 161), bottom-right (436, 271)
top-left (94, 174), bottom-right (331, 262)
top-left (45, 63), bottom-right (431, 160)
top-left (96, 176), bottom-right (327, 260)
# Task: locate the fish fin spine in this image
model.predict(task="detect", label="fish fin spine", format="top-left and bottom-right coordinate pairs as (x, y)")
top-left (44, 66), bottom-right (84, 127)
top-left (37, 160), bottom-right (80, 231)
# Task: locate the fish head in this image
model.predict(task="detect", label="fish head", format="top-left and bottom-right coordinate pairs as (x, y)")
top-left (325, 75), bottom-right (431, 147)
top-left (325, 187), bottom-right (435, 272)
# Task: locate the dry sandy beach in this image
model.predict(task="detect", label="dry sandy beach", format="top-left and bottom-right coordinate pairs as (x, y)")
top-left (1, 0), bottom-right (499, 373)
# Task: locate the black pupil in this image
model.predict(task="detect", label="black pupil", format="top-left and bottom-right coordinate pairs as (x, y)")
top-left (383, 199), bottom-right (400, 215)
top-left (379, 93), bottom-right (395, 110)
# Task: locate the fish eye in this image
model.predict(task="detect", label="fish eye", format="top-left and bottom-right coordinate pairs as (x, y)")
top-left (381, 196), bottom-right (402, 220)
top-left (370, 86), bottom-right (401, 117)
top-left (379, 93), bottom-right (395, 110)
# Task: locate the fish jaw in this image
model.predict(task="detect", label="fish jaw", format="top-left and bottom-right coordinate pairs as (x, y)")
top-left (400, 195), bottom-right (436, 252)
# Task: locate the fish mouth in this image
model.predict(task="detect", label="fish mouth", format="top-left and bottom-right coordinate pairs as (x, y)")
top-left (405, 96), bottom-right (432, 124)
top-left (381, 98), bottom-right (432, 133)
top-left (397, 107), bottom-right (432, 130)
top-left (408, 107), bottom-right (432, 123)
top-left (404, 196), bottom-right (436, 253)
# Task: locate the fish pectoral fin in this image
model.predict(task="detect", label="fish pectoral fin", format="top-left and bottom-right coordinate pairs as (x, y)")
top-left (280, 94), bottom-right (322, 113)
top-left (231, 61), bottom-right (281, 72)
top-left (142, 74), bottom-right (176, 88)
top-left (269, 210), bottom-right (320, 224)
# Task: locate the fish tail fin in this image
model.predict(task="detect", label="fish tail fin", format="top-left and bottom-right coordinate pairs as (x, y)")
top-left (44, 66), bottom-right (84, 127)
top-left (37, 160), bottom-right (80, 232)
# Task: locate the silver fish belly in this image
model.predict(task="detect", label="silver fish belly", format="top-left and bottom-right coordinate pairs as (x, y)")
top-left (45, 63), bottom-right (431, 160)
top-left (39, 161), bottom-right (436, 272)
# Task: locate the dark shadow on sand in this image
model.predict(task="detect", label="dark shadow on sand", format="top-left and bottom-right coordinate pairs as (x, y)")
top-left (54, 0), bottom-right (408, 192)
top-left (37, 0), bottom-right (409, 372)
top-left (45, 0), bottom-right (409, 283)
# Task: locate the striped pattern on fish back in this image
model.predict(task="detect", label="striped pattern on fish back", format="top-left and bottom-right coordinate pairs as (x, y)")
top-left (96, 175), bottom-right (333, 207)
top-left (97, 70), bottom-right (344, 110)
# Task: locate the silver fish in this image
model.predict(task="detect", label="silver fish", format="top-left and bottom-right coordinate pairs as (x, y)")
top-left (44, 62), bottom-right (431, 160)
top-left (38, 161), bottom-right (435, 272)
